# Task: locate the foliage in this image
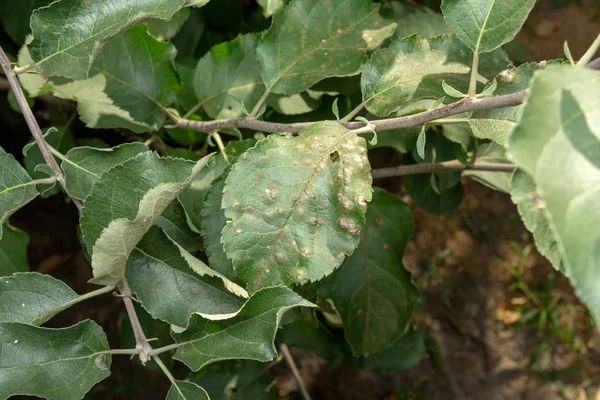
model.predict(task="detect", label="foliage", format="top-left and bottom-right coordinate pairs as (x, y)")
top-left (0, 0), bottom-right (598, 398)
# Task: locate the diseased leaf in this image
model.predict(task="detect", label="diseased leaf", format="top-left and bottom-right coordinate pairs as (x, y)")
top-left (0, 147), bottom-right (39, 240)
top-left (506, 65), bottom-right (600, 322)
top-left (172, 286), bottom-right (314, 371)
top-left (257, 0), bottom-right (396, 95)
top-left (441, 0), bottom-right (535, 54)
top-left (0, 272), bottom-right (79, 325)
top-left (29, 0), bottom-right (189, 79)
top-left (179, 139), bottom-right (256, 233)
top-left (510, 170), bottom-right (564, 272)
top-left (166, 380), bottom-right (210, 400)
top-left (17, 38), bottom-right (53, 98)
top-left (127, 227), bottom-right (244, 328)
top-left (0, 320), bottom-right (111, 400)
top-left (320, 188), bottom-right (419, 356)
top-left (361, 34), bottom-right (510, 117)
top-left (60, 143), bottom-right (149, 200)
top-left (147, 8), bottom-right (191, 41)
top-left (80, 152), bottom-right (214, 286)
top-left (194, 33), bottom-right (264, 119)
top-left (222, 122), bottom-right (372, 290)
top-left (0, 225), bottom-right (29, 276)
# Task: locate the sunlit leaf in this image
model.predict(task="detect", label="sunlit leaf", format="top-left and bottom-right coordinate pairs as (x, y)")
top-left (441, 0), bottom-right (535, 54)
top-left (507, 65), bottom-right (600, 322)
top-left (172, 286), bottom-right (314, 371)
top-left (320, 188), bottom-right (419, 356)
top-left (510, 170), bottom-right (564, 272)
top-left (28, 0), bottom-right (190, 79)
top-left (222, 122), bottom-right (372, 290)
top-left (257, 0), bottom-right (396, 95)
top-left (361, 34), bottom-right (510, 117)
top-left (147, 8), bottom-right (191, 41)
top-left (0, 320), bottom-right (111, 400)
top-left (80, 152), bottom-right (214, 286)
top-left (463, 142), bottom-right (512, 193)
top-left (257, 0), bottom-right (287, 18)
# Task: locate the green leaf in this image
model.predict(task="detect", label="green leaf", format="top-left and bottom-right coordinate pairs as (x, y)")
top-left (167, 380), bottom-right (209, 400)
top-left (0, 147), bottom-right (39, 240)
top-left (80, 152), bottom-right (214, 286)
top-left (64, 26), bottom-right (179, 132)
top-left (332, 98), bottom-right (340, 120)
top-left (467, 63), bottom-right (536, 145)
top-left (361, 35), bottom-right (510, 117)
top-left (0, 320), bottom-right (111, 400)
top-left (404, 170), bottom-right (464, 215)
top-left (257, 0), bottom-right (396, 95)
top-left (267, 91), bottom-right (324, 116)
top-left (28, 0), bottom-right (189, 79)
top-left (320, 188), bottom-right (419, 356)
top-left (0, 224), bottom-right (29, 276)
top-left (0, 272), bottom-right (80, 325)
top-left (179, 139), bottom-right (256, 233)
top-left (60, 143), bottom-right (149, 201)
top-left (194, 33), bottom-right (264, 119)
top-left (191, 360), bottom-right (277, 400)
top-left (127, 227), bottom-right (244, 328)
top-left (257, 0), bottom-right (287, 18)
top-left (147, 8), bottom-right (191, 41)
top-left (510, 170), bottom-right (564, 272)
top-left (222, 122), bottom-right (372, 290)
top-left (155, 201), bottom-right (203, 253)
top-left (441, 0), bottom-right (535, 54)
top-left (278, 317), bottom-right (426, 372)
top-left (17, 37), bottom-right (53, 98)
top-left (441, 80), bottom-right (466, 98)
top-left (463, 142), bottom-right (512, 193)
top-left (393, 11), bottom-right (450, 40)
top-left (172, 286), bottom-right (314, 371)
top-left (506, 65), bottom-right (600, 321)
top-left (479, 78), bottom-right (497, 96)
top-left (23, 127), bottom-right (74, 198)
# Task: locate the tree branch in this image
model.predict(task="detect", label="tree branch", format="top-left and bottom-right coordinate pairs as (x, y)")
top-left (279, 344), bottom-right (312, 400)
top-left (0, 46), bottom-right (82, 210)
top-left (176, 91), bottom-right (525, 134)
top-left (371, 160), bottom-right (516, 179)
top-left (117, 280), bottom-right (152, 365)
top-left (175, 57), bottom-right (600, 135)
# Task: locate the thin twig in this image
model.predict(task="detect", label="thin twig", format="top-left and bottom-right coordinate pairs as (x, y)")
top-left (371, 160), bottom-right (516, 179)
top-left (117, 280), bottom-right (151, 364)
top-left (176, 92), bottom-right (525, 134)
top-left (0, 45), bottom-right (82, 210)
top-left (279, 343), bottom-right (312, 400)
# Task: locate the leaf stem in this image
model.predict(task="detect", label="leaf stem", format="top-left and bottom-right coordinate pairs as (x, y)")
top-left (118, 280), bottom-right (152, 364)
top-left (31, 176), bottom-right (58, 186)
top-left (249, 88), bottom-right (271, 117)
top-left (105, 348), bottom-right (141, 356)
top-left (371, 160), bottom-right (515, 179)
top-left (577, 33), bottom-right (600, 66)
top-left (340, 101), bottom-right (366, 122)
top-left (0, 44), bottom-right (82, 211)
top-left (279, 344), bottom-right (312, 400)
top-left (468, 52), bottom-right (480, 96)
top-left (211, 132), bottom-right (229, 164)
top-left (153, 355), bottom-right (178, 387)
top-left (148, 342), bottom-right (180, 356)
